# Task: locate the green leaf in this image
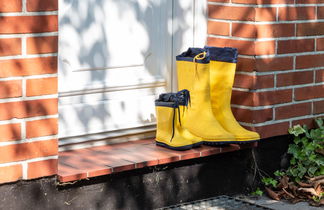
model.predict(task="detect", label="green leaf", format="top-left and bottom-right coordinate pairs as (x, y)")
top-left (288, 125), bottom-right (306, 137)
top-left (262, 177), bottom-right (278, 188)
top-left (297, 165), bottom-right (307, 179)
top-left (315, 118), bottom-right (324, 129)
top-left (251, 188), bottom-right (263, 196)
top-left (288, 144), bottom-right (298, 155)
top-left (308, 166), bottom-right (317, 177)
top-left (274, 170), bottom-right (285, 177)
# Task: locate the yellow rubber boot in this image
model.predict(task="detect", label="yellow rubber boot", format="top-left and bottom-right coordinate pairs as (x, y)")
top-left (176, 48), bottom-right (235, 145)
top-left (155, 91), bottom-right (203, 150)
top-left (205, 46), bottom-right (260, 142)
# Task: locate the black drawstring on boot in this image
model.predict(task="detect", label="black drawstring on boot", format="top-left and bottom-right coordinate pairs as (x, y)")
top-left (155, 89), bottom-right (191, 142)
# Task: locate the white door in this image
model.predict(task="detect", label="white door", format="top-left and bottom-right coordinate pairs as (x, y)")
top-left (58, 0), bottom-right (206, 148)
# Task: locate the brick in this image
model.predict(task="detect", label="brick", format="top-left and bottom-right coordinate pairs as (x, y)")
top-left (0, 16), bottom-right (57, 34)
top-left (27, 36), bottom-right (58, 54)
top-left (296, 54), bottom-right (324, 69)
top-left (276, 71), bottom-right (314, 87)
top-left (0, 0), bottom-right (22, 12)
top-left (255, 89), bottom-right (292, 106)
top-left (232, 107), bottom-right (273, 123)
top-left (317, 38), bottom-right (324, 51)
top-left (0, 139), bottom-right (58, 164)
top-left (255, 75), bottom-right (275, 89)
top-left (237, 57), bottom-right (256, 72)
top-left (234, 74), bottom-right (255, 89)
top-left (0, 98), bottom-right (58, 121)
top-left (28, 159), bottom-right (58, 179)
top-left (0, 80), bottom-right (22, 99)
top-left (296, 0), bottom-right (324, 3)
top-left (231, 90), bottom-right (254, 106)
top-left (0, 38), bottom-right (21, 56)
top-left (234, 74), bottom-right (274, 89)
top-left (292, 118), bottom-right (316, 129)
top-left (233, 0), bottom-right (294, 3)
top-left (208, 5), bottom-right (255, 21)
top-left (278, 39), bottom-right (315, 54)
top-left (26, 77), bottom-right (57, 97)
top-left (256, 57), bottom-right (294, 72)
top-left (26, 118), bottom-right (58, 138)
top-left (0, 57), bottom-right (57, 77)
top-left (295, 85), bottom-right (324, 100)
top-left (231, 89), bottom-right (292, 106)
top-left (27, 0), bottom-right (58, 12)
top-left (255, 41), bottom-right (276, 55)
top-left (257, 24), bottom-right (295, 38)
top-left (319, 7), bottom-right (324, 19)
top-left (255, 7), bottom-right (277, 22)
top-left (0, 123), bottom-right (21, 142)
top-left (315, 69), bottom-right (324, 82)
top-left (208, 21), bottom-right (230, 36)
top-left (279, 7), bottom-right (316, 21)
top-left (232, 23), bottom-right (256, 38)
top-left (207, 37), bottom-right (255, 55)
top-left (251, 122), bottom-right (290, 139)
top-left (232, 0), bottom-right (257, 3)
top-left (276, 103), bottom-right (312, 120)
top-left (0, 164), bottom-right (22, 184)
top-left (209, 0), bottom-right (230, 2)
top-left (314, 100), bottom-right (324, 114)
top-left (297, 22), bottom-right (324, 36)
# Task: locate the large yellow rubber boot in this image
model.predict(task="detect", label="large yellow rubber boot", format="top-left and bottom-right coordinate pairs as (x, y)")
top-left (155, 90), bottom-right (203, 150)
top-left (176, 48), bottom-right (235, 145)
top-left (205, 46), bottom-right (260, 142)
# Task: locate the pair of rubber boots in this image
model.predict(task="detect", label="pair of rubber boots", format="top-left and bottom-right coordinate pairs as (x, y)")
top-left (155, 46), bottom-right (260, 150)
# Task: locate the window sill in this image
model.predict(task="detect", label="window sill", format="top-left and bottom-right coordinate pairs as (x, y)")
top-left (58, 139), bottom-right (257, 182)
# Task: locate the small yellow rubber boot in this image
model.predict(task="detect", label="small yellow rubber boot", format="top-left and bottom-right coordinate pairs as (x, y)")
top-left (176, 48), bottom-right (236, 145)
top-left (205, 46), bottom-right (260, 142)
top-left (155, 90), bottom-right (202, 150)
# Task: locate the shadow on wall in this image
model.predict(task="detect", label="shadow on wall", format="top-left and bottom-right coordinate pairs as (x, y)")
top-left (208, 4), bottom-right (322, 138)
top-left (0, 0), bottom-right (59, 177)
top-left (0, 0), bottom-right (198, 182)
top-left (57, 0), bottom-right (193, 145)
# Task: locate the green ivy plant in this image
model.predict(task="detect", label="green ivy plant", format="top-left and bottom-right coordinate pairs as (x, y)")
top-left (287, 118), bottom-right (324, 181)
top-left (258, 118), bottom-right (324, 203)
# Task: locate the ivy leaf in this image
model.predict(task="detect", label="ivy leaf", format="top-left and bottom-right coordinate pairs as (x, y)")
top-left (315, 118), bottom-right (324, 129)
top-left (274, 170), bottom-right (285, 177)
top-left (315, 156), bottom-right (324, 166)
top-left (288, 144), bottom-right (301, 159)
top-left (308, 166), bottom-right (317, 177)
top-left (288, 125), bottom-right (306, 137)
top-left (251, 188), bottom-right (263, 196)
top-left (297, 166), bottom-right (307, 179)
top-left (310, 129), bottom-right (322, 140)
top-left (262, 177), bottom-right (278, 188)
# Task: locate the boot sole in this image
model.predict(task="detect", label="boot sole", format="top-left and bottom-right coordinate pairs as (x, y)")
top-left (156, 141), bottom-right (202, 151)
top-left (203, 139), bottom-right (259, 146)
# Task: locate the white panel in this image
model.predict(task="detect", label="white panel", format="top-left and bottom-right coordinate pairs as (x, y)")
top-left (171, 0), bottom-right (194, 91)
top-left (58, 0), bottom-right (207, 145)
top-left (59, 87), bottom-right (165, 138)
top-left (194, 0), bottom-right (207, 47)
top-left (59, 0), bottom-right (170, 92)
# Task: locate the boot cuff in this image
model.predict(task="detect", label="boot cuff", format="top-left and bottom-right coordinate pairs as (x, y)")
top-left (155, 90), bottom-right (190, 107)
top-left (204, 46), bottom-right (238, 63)
top-left (176, 48), bottom-right (210, 64)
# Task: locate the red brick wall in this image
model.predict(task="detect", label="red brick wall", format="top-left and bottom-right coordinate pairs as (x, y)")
top-left (0, 0), bottom-right (58, 184)
top-left (208, 0), bottom-right (324, 138)
top-left (0, 0), bottom-right (323, 184)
